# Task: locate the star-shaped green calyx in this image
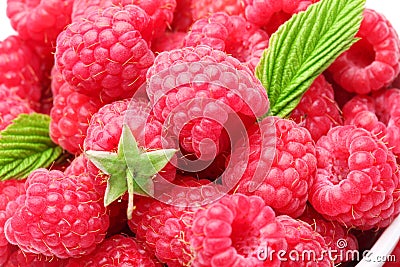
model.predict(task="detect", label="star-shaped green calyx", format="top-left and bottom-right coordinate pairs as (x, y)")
top-left (85, 124), bottom-right (177, 219)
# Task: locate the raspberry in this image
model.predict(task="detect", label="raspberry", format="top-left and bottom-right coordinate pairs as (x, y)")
top-left (0, 180), bottom-right (25, 266)
top-left (151, 31), bottom-right (185, 53)
top-left (309, 125), bottom-right (400, 230)
top-left (170, 0), bottom-right (193, 32)
top-left (244, 0), bottom-right (316, 35)
top-left (4, 248), bottom-right (66, 267)
top-left (64, 155), bottom-right (129, 235)
top-left (299, 205), bottom-right (358, 265)
top-left (4, 168), bottom-right (110, 259)
top-left (64, 155), bottom-right (89, 177)
top-left (72, 0), bottom-right (176, 38)
top-left (146, 45), bottom-right (269, 161)
top-left (65, 234), bottom-right (161, 267)
top-left (55, 4), bottom-right (155, 102)
top-left (190, 194), bottom-right (287, 266)
top-left (223, 117), bottom-right (317, 218)
top-left (190, 0), bottom-right (245, 20)
top-left (343, 88), bottom-right (400, 158)
top-left (327, 9), bottom-right (400, 94)
top-left (133, 199), bottom-right (193, 266)
top-left (6, 0), bottom-right (74, 46)
top-left (277, 215), bottom-right (333, 266)
top-left (0, 35), bottom-right (42, 107)
top-left (290, 75), bottom-right (343, 142)
top-left (0, 85), bottom-right (34, 131)
top-left (71, 0), bottom-right (111, 21)
top-left (184, 13), bottom-right (269, 70)
top-left (50, 66), bottom-right (65, 96)
top-left (112, 0), bottom-right (177, 38)
top-left (49, 81), bottom-right (104, 155)
top-left (132, 177), bottom-right (221, 266)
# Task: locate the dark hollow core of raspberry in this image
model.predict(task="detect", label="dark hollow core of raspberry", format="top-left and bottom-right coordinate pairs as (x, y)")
top-left (347, 38), bottom-right (375, 67)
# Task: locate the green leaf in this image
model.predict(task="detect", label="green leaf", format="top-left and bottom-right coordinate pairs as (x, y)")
top-left (0, 113), bottom-right (64, 180)
top-left (256, 0), bottom-right (365, 118)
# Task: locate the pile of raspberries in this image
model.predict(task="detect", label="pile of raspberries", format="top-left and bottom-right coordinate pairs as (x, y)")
top-left (1, 0), bottom-right (400, 266)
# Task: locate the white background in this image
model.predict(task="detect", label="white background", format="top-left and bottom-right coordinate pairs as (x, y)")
top-left (0, 0), bottom-right (399, 40)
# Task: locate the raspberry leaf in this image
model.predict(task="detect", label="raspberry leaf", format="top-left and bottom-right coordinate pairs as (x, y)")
top-left (0, 113), bottom-right (63, 180)
top-left (86, 124), bottom-right (177, 219)
top-left (256, 0), bottom-right (365, 118)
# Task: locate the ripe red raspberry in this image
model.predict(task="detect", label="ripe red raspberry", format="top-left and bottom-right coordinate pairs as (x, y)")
top-left (151, 31), bottom-right (185, 53)
top-left (49, 81), bottom-right (104, 155)
top-left (0, 180), bottom-right (25, 266)
top-left (0, 35), bottom-right (42, 107)
top-left (146, 45), bottom-right (269, 161)
top-left (72, 0), bottom-right (176, 38)
top-left (4, 248), bottom-right (66, 267)
top-left (299, 205), bottom-right (358, 265)
top-left (170, 0), bottom-right (193, 32)
top-left (342, 88), bottom-right (400, 158)
top-left (71, 0), bottom-right (111, 21)
top-left (223, 117), bottom-right (317, 218)
top-left (190, 194), bottom-right (287, 266)
top-left (6, 0), bottom-right (74, 45)
top-left (55, 4), bottom-right (155, 102)
top-left (244, 0), bottom-right (317, 35)
top-left (327, 9), bottom-right (400, 94)
top-left (65, 234), bottom-right (161, 267)
top-left (133, 199), bottom-right (193, 266)
top-left (132, 177), bottom-right (221, 266)
top-left (4, 168), bottom-right (110, 259)
top-left (50, 66), bottom-right (65, 96)
top-left (64, 154), bottom-right (129, 235)
top-left (277, 215), bottom-right (333, 266)
top-left (128, 196), bottom-right (157, 234)
top-left (112, 0), bottom-right (177, 38)
top-left (309, 125), bottom-right (400, 230)
top-left (290, 75), bottom-right (343, 142)
top-left (64, 154), bottom-right (88, 177)
top-left (190, 0), bottom-right (245, 20)
top-left (184, 13), bottom-right (269, 70)
top-left (0, 85), bottom-right (34, 131)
